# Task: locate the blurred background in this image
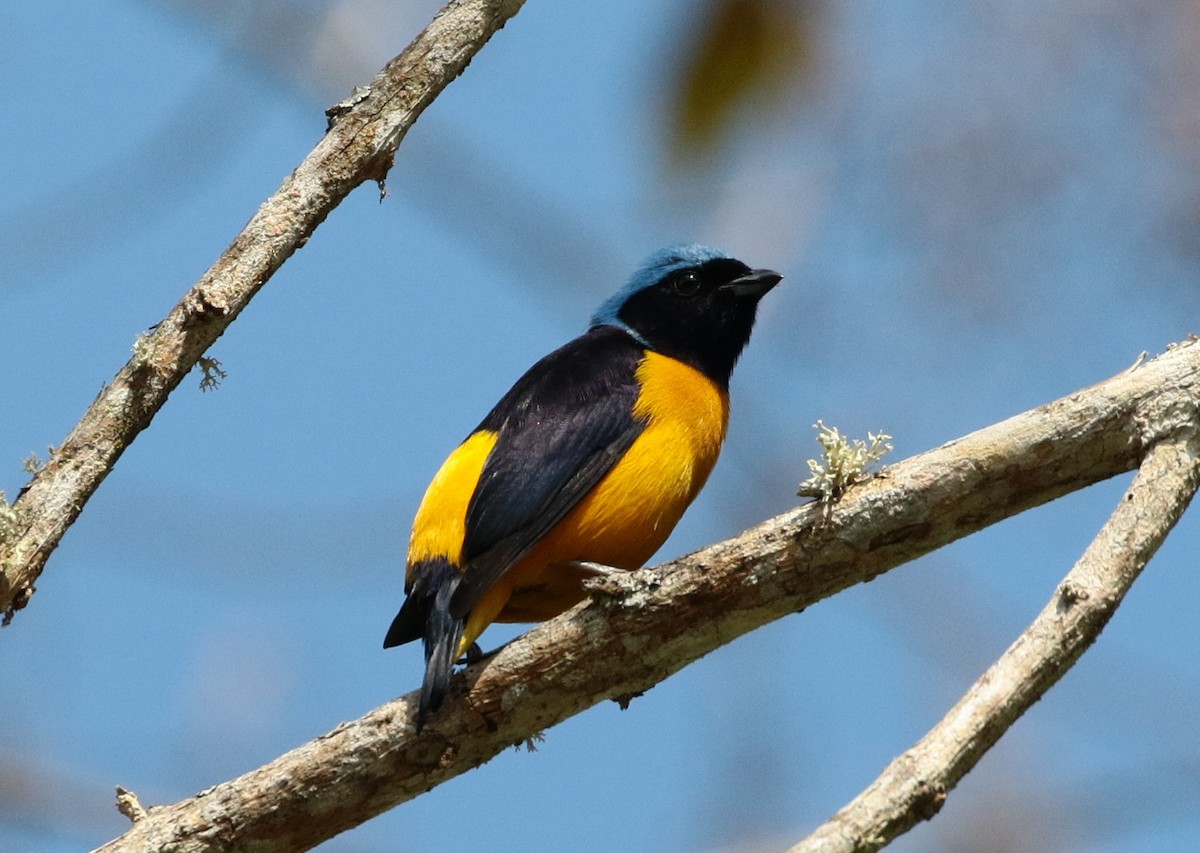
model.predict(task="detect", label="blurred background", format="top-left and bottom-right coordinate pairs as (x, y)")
top-left (2, 1), bottom-right (1198, 851)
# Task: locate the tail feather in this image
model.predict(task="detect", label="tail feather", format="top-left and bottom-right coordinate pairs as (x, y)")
top-left (419, 579), bottom-right (465, 729)
top-left (383, 557), bottom-right (465, 731)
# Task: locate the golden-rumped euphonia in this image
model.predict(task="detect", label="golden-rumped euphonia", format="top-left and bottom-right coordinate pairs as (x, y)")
top-left (384, 244), bottom-right (780, 727)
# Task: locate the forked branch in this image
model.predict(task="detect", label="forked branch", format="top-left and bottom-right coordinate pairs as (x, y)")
top-left (95, 342), bottom-right (1200, 852)
top-left (790, 425), bottom-right (1200, 853)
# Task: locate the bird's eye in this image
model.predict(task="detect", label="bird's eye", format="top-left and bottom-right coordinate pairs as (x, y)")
top-left (673, 271), bottom-right (702, 296)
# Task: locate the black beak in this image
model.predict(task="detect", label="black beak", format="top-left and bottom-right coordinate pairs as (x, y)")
top-left (721, 268), bottom-right (782, 299)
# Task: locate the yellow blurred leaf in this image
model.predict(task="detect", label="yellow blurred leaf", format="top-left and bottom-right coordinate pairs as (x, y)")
top-left (669, 0), bottom-right (814, 162)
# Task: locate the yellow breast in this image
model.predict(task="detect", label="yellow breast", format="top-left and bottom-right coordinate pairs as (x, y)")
top-left (510, 351), bottom-right (729, 583)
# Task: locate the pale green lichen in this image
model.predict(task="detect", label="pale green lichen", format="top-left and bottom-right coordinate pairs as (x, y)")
top-left (197, 356), bottom-right (228, 392)
top-left (798, 420), bottom-right (893, 505)
top-left (22, 446), bottom-right (56, 475)
top-left (0, 490), bottom-right (23, 543)
top-left (132, 331), bottom-right (156, 362)
top-left (515, 732), bottom-right (546, 752)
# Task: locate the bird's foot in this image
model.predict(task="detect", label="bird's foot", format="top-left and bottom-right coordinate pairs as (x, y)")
top-left (565, 560), bottom-right (623, 577)
top-left (458, 640), bottom-right (510, 665)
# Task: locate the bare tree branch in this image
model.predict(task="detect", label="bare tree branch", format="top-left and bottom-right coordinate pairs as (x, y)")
top-left (0, 0), bottom-right (527, 624)
top-left (790, 420), bottom-right (1200, 853)
top-left (94, 342), bottom-right (1200, 852)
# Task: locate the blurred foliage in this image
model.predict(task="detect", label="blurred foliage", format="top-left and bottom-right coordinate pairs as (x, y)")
top-left (668, 0), bottom-right (816, 163)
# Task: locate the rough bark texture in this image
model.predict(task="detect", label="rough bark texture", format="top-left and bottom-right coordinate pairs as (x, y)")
top-left (94, 341), bottom-right (1200, 852)
top-left (0, 0), bottom-right (527, 623)
top-left (790, 426), bottom-right (1200, 853)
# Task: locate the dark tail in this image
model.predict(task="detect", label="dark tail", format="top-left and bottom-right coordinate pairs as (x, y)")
top-left (383, 558), bottom-right (465, 731)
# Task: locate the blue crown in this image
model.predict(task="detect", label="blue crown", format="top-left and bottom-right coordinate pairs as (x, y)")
top-left (589, 244), bottom-right (730, 339)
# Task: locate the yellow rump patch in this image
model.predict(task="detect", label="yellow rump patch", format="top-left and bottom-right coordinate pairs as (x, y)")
top-left (407, 430), bottom-right (497, 572)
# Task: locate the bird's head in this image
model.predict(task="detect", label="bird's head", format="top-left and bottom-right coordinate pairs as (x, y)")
top-left (590, 244), bottom-right (781, 386)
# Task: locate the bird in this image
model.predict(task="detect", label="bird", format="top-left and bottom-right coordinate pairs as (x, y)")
top-left (384, 244), bottom-right (781, 729)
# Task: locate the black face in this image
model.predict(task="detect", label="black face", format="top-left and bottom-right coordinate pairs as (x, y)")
top-left (617, 257), bottom-right (780, 387)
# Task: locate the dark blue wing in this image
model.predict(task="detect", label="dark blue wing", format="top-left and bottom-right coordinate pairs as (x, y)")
top-left (448, 325), bottom-right (646, 619)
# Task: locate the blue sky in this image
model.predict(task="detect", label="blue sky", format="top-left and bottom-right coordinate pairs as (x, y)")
top-left (2, 2), bottom-right (1198, 851)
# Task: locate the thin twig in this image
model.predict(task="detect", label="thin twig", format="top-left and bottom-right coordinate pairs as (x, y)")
top-left (789, 428), bottom-right (1200, 853)
top-left (0, 0), bottom-right (527, 624)
top-left (114, 787), bottom-right (148, 824)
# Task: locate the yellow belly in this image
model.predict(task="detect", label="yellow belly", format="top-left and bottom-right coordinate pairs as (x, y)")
top-left (465, 352), bottom-right (729, 642)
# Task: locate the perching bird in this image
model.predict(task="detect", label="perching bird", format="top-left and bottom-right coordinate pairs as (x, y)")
top-left (384, 244), bottom-right (780, 728)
